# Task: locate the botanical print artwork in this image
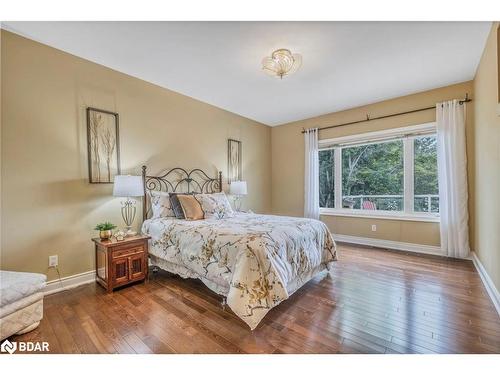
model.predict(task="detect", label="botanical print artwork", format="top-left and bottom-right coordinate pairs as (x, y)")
top-left (86, 107), bottom-right (120, 183)
top-left (227, 139), bottom-right (241, 183)
top-left (142, 212), bottom-right (337, 329)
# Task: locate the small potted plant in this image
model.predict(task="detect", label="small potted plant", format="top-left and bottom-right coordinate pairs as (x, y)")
top-left (94, 222), bottom-right (117, 240)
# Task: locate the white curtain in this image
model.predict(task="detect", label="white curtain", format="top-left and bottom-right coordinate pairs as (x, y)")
top-left (304, 128), bottom-right (320, 220)
top-left (436, 100), bottom-right (470, 258)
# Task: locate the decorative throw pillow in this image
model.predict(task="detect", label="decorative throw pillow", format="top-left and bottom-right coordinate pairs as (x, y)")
top-left (169, 193), bottom-right (191, 219)
top-left (195, 192), bottom-right (234, 219)
top-left (177, 195), bottom-right (204, 221)
top-left (149, 191), bottom-right (175, 218)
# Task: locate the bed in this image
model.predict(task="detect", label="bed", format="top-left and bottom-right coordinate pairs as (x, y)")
top-left (141, 166), bottom-right (337, 330)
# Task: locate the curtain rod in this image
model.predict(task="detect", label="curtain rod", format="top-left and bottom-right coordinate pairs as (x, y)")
top-left (301, 94), bottom-right (471, 134)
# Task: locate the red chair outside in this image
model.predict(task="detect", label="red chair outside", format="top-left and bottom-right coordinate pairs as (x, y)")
top-left (362, 200), bottom-right (377, 210)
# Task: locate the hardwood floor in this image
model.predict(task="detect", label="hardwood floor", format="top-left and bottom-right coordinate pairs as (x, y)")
top-left (9, 243), bottom-right (500, 353)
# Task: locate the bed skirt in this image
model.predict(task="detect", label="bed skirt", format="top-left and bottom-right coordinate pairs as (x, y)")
top-left (149, 254), bottom-right (230, 296)
top-left (148, 253), bottom-right (332, 327)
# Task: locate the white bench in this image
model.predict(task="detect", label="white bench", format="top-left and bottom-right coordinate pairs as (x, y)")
top-left (0, 271), bottom-right (46, 340)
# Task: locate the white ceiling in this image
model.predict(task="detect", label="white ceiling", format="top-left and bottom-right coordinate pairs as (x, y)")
top-left (2, 21), bottom-right (491, 126)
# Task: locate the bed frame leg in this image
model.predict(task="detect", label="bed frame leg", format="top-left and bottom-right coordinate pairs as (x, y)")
top-left (221, 297), bottom-right (227, 311)
top-left (325, 263), bottom-right (333, 278)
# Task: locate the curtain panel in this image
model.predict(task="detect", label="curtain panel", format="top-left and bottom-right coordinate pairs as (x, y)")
top-left (436, 100), bottom-right (470, 258)
top-left (304, 128), bottom-right (320, 220)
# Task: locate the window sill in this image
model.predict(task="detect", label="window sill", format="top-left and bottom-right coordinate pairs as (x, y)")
top-left (319, 209), bottom-right (440, 223)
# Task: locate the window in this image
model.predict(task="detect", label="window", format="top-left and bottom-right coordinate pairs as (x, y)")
top-left (342, 140), bottom-right (404, 211)
top-left (414, 136), bottom-right (439, 213)
top-left (319, 149), bottom-right (335, 208)
top-left (319, 123), bottom-right (439, 220)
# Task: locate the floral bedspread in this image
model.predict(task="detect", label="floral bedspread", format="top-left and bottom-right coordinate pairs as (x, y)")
top-left (142, 212), bottom-right (336, 329)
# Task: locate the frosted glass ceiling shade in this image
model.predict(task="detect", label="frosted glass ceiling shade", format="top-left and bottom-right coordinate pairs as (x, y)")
top-left (262, 49), bottom-right (302, 79)
top-left (229, 181), bottom-right (248, 196)
top-left (113, 175), bottom-right (144, 197)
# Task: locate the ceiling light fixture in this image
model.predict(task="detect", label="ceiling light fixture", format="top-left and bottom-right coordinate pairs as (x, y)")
top-left (262, 48), bottom-right (302, 79)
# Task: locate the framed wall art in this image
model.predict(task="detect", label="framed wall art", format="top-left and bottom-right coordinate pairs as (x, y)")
top-left (227, 138), bottom-right (242, 183)
top-left (86, 107), bottom-right (121, 183)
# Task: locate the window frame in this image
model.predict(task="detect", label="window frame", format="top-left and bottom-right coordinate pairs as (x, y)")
top-left (318, 122), bottom-right (440, 222)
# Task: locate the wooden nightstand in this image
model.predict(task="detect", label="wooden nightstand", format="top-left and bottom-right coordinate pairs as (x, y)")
top-left (92, 234), bottom-right (150, 292)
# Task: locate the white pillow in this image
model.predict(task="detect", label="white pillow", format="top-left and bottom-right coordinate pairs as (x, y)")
top-left (195, 192), bottom-right (234, 219)
top-left (149, 191), bottom-right (175, 218)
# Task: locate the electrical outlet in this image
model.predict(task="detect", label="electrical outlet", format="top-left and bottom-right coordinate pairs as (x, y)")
top-left (48, 255), bottom-right (58, 268)
top-left (371, 225), bottom-right (377, 232)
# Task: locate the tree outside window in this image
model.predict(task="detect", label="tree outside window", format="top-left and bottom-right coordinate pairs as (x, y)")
top-left (319, 129), bottom-right (439, 216)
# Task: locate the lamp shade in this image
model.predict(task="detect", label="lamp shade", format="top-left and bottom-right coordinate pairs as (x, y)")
top-left (229, 181), bottom-right (247, 196)
top-left (113, 175), bottom-right (144, 197)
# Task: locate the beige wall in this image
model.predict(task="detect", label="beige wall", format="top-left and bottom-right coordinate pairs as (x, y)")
top-left (272, 81), bottom-right (475, 247)
top-left (472, 23), bottom-right (500, 291)
top-left (0, 31), bottom-right (271, 281)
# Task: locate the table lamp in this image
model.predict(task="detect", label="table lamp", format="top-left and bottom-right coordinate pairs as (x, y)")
top-left (229, 181), bottom-right (247, 211)
top-left (113, 175), bottom-right (144, 235)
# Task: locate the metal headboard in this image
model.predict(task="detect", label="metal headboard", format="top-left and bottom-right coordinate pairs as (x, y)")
top-left (142, 165), bottom-right (222, 220)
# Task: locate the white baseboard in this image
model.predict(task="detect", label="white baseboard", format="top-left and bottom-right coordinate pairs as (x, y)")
top-left (44, 270), bottom-right (95, 296)
top-left (334, 233), bottom-right (445, 256)
top-left (471, 251), bottom-right (500, 317)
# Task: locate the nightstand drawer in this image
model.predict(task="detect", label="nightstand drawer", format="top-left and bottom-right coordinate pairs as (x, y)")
top-left (112, 246), bottom-right (144, 259)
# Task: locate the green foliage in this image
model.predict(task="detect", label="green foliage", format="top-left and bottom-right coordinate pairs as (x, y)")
top-left (319, 149), bottom-right (335, 208)
top-left (319, 136), bottom-right (439, 213)
top-left (94, 222), bottom-right (117, 231)
top-left (414, 136), bottom-right (439, 212)
top-left (342, 140), bottom-right (404, 196)
top-left (414, 137), bottom-right (438, 194)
